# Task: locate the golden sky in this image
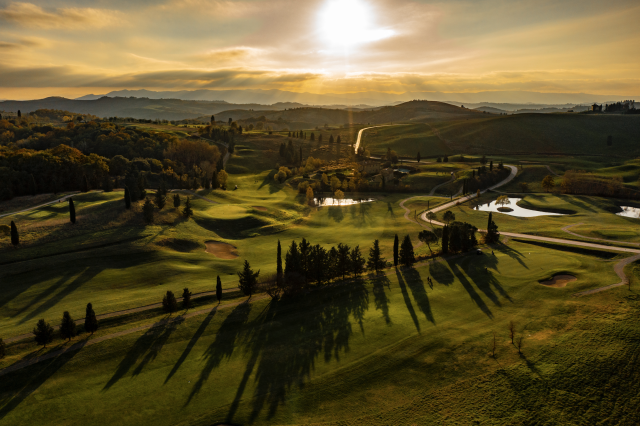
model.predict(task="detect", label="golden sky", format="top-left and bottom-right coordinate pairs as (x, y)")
top-left (0, 0), bottom-right (639, 100)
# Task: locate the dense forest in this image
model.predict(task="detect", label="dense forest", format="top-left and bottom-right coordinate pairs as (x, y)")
top-left (0, 112), bottom-right (228, 200)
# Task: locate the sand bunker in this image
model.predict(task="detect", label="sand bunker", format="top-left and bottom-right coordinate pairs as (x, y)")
top-left (205, 241), bottom-right (238, 259)
top-left (252, 206), bottom-right (267, 211)
top-left (156, 238), bottom-right (201, 252)
top-left (539, 274), bottom-right (577, 288)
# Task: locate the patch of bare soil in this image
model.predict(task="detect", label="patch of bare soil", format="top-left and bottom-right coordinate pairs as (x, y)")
top-left (540, 274), bottom-right (577, 288)
top-left (156, 238), bottom-right (201, 252)
top-left (252, 206), bottom-right (267, 211)
top-left (205, 241), bottom-right (238, 259)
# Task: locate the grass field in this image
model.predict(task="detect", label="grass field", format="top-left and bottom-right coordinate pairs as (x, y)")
top-left (1, 239), bottom-right (637, 425)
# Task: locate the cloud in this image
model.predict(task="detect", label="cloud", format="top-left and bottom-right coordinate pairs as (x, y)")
top-left (192, 47), bottom-right (264, 64)
top-left (0, 3), bottom-right (126, 29)
top-left (0, 37), bottom-right (42, 50)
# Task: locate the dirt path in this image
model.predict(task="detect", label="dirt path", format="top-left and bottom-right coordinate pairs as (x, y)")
top-left (546, 165), bottom-right (561, 177)
top-left (561, 223), bottom-right (640, 247)
top-left (352, 124), bottom-right (408, 154)
top-left (573, 254), bottom-right (640, 296)
top-left (0, 295), bottom-right (266, 378)
top-left (4, 288), bottom-right (240, 344)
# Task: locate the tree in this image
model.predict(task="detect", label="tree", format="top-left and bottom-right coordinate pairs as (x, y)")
top-left (103, 175), bottom-right (114, 192)
top-left (489, 160), bottom-right (493, 171)
top-left (276, 240), bottom-right (283, 288)
top-left (60, 311), bottom-right (77, 341)
top-left (426, 211), bottom-right (436, 224)
top-left (162, 290), bottom-right (178, 313)
top-left (367, 239), bottom-right (386, 273)
top-left (143, 198), bottom-right (154, 223)
top-left (0, 338), bottom-right (5, 359)
top-left (418, 230), bottom-right (438, 255)
top-left (10, 221), bottom-right (18, 246)
top-left (182, 288), bottom-right (192, 309)
top-left (228, 117), bottom-right (233, 125)
top-left (441, 225), bottom-right (449, 254)
top-left (85, 303), bottom-right (98, 335)
top-left (82, 175), bottom-right (90, 193)
top-left (508, 320), bottom-right (516, 344)
top-left (481, 155), bottom-right (487, 165)
top-left (485, 211), bottom-right (500, 243)
top-left (542, 175), bottom-right (555, 192)
top-left (33, 319), bottom-right (54, 347)
top-left (182, 196), bottom-right (193, 219)
top-left (218, 170), bottom-right (228, 189)
top-left (154, 188), bottom-right (166, 210)
top-left (69, 197), bottom-right (76, 224)
top-left (216, 276), bottom-right (222, 304)
top-left (516, 336), bottom-right (523, 354)
top-left (173, 193), bottom-right (181, 208)
top-left (238, 260), bottom-right (259, 298)
top-left (336, 135), bottom-right (341, 144)
top-left (335, 189), bottom-right (345, 204)
top-left (417, 152), bottom-right (421, 163)
top-left (519, 182), bottom-right (529, 192)
top-left (496, 195), bottom-right (510, 208)
top-left (211, 115), bottom-right (215, 124)
top-left (399, 235), bottom-right (415, 267)
top-left (337, 243), bottom-right (351, 281)
top-left (124, 186), bottom-right (131, 209)
top-left (329, 135), bottom-right (334, 144)
top-left (350, 246), bottom-right (366, 277)
top-left (393, 234), bottom-right (399, 267)
top-left (306, 186), bottom-right (314, 205)
top-left (443, 210), bottom-right (455, 224)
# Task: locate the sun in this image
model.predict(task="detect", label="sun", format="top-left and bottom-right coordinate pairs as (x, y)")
top-left (318, 0), bottom-right (394, 49)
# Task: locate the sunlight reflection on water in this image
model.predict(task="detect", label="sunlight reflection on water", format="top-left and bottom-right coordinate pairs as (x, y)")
top-left (617, 206), bottom-right (640, 218)
top-left (315, 197), bottom-right (374, 207)
top-left (474, 198), bottom-right (564, 217)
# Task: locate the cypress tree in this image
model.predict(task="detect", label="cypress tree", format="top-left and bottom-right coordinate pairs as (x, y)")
top-left (103, 175), bottom-right (113, 192)
top-left (399, 235), bottom-right (416, 267)
top-left (10, 221), bottom-right (19, 246)
top-left (393, 234), bottom-right (399, 267)
top-left (173, 193), bottom-right (181, 208)
top-left (162, 291), bottom-right (178, 313)
top-left (81, 175), bottom-right (90, 192)
top-left (33, 319), bottom-right (54, 347)
top-left (85, 303), bottom-right (98, 334)
top-left (69, 197), bottom-right (76, 224)
top-left (154, 188), bottom-right (166, 210)
top-left (182, 197), bottom-right (193, 219)
top-left (60, 311), bottom-right (77, 341)
top-left (182, 288), bottom-right (192, 309)
top-left (337, 135), bottom-right (341, 144)
top-left (124, 186), bottom-right (131, 209)
top-left (30, 174), bottom-right (37, 196)
top-left (238, 260), bottom-right (259, 298)
top-left (442, 225), bottom-right (450, 254)
top-left (143, 198), bottom-right (154, 223)
top-left (276, 240), bottom-right (283, 288)
top-left (216, 276), bottom-right (222, 304)
top-left (367, 239), bottom-right (386, 273)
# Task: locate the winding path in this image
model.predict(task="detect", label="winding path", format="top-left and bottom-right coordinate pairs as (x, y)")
top-left (561, 223), bottom-right (640, 247)
top-left (0, 192), bottom-right (80, 219)
top-left (573, 254), bottom-right (640, 297)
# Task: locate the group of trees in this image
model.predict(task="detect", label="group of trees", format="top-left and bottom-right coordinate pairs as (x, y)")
top-left (161, 278), bottom-right (224, 313)
top-left (441, 221), bottom-right (479, 254)
top-left (31, 303), bottom-right (98, 348)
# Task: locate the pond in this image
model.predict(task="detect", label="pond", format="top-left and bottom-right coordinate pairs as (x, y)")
top-left (474, 197), bottom-right (565, 217)
top-left (315, 197), bottom-right (374, 207)
top-left (617, 206), bottom-right (640, 218)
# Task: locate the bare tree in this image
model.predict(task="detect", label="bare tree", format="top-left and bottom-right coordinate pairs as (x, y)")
top-left (516, 336), bottom-right (523, 354)
top-left (508, 320), bottom-right (515, 344)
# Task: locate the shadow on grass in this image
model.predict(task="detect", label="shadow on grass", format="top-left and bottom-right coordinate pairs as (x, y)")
top-left (371, 273), bottom-right (392, 324)
top-left (396, 268), bottom-right (420, 332)
top-left (258, 170), bottom-right (283, 194)
top-left (445, 257), bottom-right (494, 319)
top-left (327, 206), bottom-right (345, 223)
top-left (495, 242), bottom-right (529, 269)
top-left (103, 315), bottom-right (184, 391)
top-left (429, 260), bottom-right (455, 286)
top-left (403, 268), bottom-right (435, 324)
top-left (0, 340), bottom-right (86, 422)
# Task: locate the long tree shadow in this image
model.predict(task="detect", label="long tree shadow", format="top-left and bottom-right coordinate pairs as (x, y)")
top-left (371, 273), bottom-right (392, 325)
top-left (19, 265), bottom-right (104, 325)
top-left (495, 242), bottom-right (529, 269)
top-left (457, 255), bottom-right (512, 305)
top-left (403, 268), bottom-right (435, 324)
top-left (185, 302), bottom-right (252, 405)
top-left (396, 269), bottom-right (421, 332)
top-left (0, 340), bottom-right (86, 421)
top-left (327, 206), bottom-right (345, 222)
top-left (12, 269), bottom-right (76, 318)
top-left (445, 258), bottom-right (493, 319)
top-left (258, 170), bottom-right (282, 194)
top-left (103, 315), bottom-right (183, 390)
top-left (429, 260), bottom-right (455, 286)
top-left (164, 306), bottom-right (218, 384)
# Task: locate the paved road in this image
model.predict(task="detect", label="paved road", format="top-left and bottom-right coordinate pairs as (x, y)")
top-left (352, 124), bottom-right (408, 155)
top-left (561, 223), bottom-right (640, 247)
top-left (573, 254), bottom-right (640, 297)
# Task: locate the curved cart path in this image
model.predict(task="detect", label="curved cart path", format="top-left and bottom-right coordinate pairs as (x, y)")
top-left (573, 254), bottom-right (640, 296)
top-left (352, 124), bottom-right (408, 154)
top-left (0, 192), bottom-right (83, 219)
top-left (561, 223), bottom-right (640, 247)
top-left (4, 288), bottom-right (240, 344)
top-left (0, 295), bottom-right (266, 378)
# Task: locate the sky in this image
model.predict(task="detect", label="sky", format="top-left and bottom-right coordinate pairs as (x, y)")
top-left (0, 0), bottom-right (639, 101)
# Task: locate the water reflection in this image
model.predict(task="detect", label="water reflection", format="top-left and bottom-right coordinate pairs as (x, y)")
top-left (617, 206), bottom-right (640, 218)
top-left (474, 197), bottom-right (564, 217)
top-left (315, 197), bottom-right (374, 207)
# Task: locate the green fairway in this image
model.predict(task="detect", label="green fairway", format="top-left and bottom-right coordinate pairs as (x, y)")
top-left (0, 239), bottom-right (636, 425)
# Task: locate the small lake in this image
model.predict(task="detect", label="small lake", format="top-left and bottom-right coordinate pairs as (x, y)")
top-left (315, 197), bottom-right (374, 207)
top-left (474, 198), bottom-right (564, 217)
top-left (617, 206), bottom-right (640, 218)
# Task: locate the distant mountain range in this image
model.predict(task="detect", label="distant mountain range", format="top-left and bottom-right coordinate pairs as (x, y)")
top-left (72, 89), bottom-right (637, 107)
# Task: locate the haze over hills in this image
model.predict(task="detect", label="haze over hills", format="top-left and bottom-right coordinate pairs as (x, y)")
top-left (71, 89), bottom-right (638, 107)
